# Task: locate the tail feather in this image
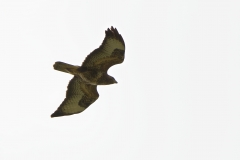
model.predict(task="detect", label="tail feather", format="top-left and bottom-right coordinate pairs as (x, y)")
top-left (53, 61), bottom-right (79, 74)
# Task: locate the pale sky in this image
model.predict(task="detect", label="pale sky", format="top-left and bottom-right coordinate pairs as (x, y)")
top-left (0, 0), bottom-right (239, 159)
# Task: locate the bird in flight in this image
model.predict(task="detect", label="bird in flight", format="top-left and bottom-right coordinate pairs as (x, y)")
top-left (51, 27), bottom-right (125, 118)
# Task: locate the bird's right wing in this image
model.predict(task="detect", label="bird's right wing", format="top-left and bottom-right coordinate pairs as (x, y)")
top-left (81, 27), bottom-right (125, 73)
top-left (51, 76), bottom-right (99, 118)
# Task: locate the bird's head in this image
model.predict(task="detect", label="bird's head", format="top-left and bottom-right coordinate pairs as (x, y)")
top-left (105, 75), bottom-right (118, 84)
top-left (98, 75), bottom-right (118, 85)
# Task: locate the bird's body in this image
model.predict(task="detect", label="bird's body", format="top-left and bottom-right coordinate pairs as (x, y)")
top-left (51, 27), bottom-right (125, 118)
top-left (53, 62), bottom-right (103, 85)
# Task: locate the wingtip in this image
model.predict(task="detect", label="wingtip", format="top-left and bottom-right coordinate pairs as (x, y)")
top-left (51, 110), bottom-right (64, 118)
top-left (105, 26), bottom-right (123, 41)
top-left (106, 26), bottom-right (116, 32)
top-left (110, 26), bottom-right (118, 33)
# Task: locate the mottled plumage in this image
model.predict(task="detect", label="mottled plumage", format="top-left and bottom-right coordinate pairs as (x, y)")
top-left (51, 27), bottom-right (125, 118)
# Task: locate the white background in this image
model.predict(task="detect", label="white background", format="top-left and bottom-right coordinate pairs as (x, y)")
top-left (0, 0), bottom-right (239, 159)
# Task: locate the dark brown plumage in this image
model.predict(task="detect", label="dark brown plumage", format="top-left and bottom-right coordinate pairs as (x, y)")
top-left (51, 26), bottom-right (125, 118)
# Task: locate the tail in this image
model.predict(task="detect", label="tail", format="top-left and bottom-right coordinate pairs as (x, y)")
top-left (53, 61), bottom-right (80, 75)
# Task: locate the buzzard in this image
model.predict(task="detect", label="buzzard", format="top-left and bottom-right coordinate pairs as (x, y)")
top-left (51, 27), bottom-right (125, 118)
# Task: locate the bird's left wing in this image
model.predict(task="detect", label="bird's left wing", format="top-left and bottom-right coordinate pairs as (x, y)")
top-left (51, 76), bottom-right (99, 118)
